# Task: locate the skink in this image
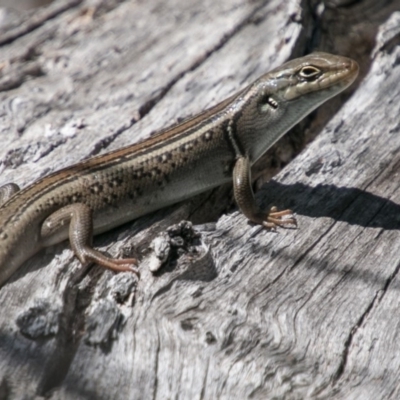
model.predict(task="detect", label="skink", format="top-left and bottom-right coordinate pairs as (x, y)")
top-left (0, 52), bottom-right (359, 286)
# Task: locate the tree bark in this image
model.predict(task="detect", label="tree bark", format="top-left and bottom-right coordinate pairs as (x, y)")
top-left (0, 0), bottom-right (400, 399)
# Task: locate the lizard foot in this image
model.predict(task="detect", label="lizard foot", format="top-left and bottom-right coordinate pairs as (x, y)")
top-left (80, 250), bottom-right (140, 277)
top-left (261, 206), bottom-right (297, 229)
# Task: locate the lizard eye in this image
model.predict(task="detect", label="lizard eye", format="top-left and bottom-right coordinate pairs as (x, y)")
top-left (299, 66), bottom-right (321, 80)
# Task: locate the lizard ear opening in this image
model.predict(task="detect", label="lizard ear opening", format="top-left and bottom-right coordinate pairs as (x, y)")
top-left (258, 94), bottom-right (278, 112)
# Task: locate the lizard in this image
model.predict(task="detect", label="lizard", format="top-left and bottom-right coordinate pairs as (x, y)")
top-left (0, 52), bottom-right (359, 286)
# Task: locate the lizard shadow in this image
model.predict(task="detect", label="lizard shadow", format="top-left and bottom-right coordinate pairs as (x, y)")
top-left (248, 180), bottom-right (400, 291)
top-left (258, 180), bottom-right (400, 230)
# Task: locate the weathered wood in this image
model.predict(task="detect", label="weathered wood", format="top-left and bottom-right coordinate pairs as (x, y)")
top-left (0, 0), bottom-right (399, 398)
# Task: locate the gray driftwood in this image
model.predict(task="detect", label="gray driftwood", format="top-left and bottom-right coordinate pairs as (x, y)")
top-left (0, 0), bottom-right (400, 398)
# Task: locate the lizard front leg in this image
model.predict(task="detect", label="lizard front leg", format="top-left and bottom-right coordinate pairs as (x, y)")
top-left (41, 203), bottom-right (139, 276)
top-left (233, 156), bottom-right (296, 229)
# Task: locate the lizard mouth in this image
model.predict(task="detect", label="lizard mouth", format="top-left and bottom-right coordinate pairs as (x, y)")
top-left (326, 58), bottom-right (359, 89)
top-left (312, 57), bottom-right (359, 93)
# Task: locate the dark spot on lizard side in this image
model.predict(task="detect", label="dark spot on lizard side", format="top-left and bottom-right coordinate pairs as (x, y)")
top-left (157, 153), bottom-right (173, 163)
top-left (202, 130), bottom-right (213, 142)
top-left (90, 184), bottom-right (104, 194)
top-left (109, 177), bottom-right (124, 188)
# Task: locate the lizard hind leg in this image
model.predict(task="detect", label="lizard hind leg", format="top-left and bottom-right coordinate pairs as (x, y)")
top-left (41, 203), bottom-right (139, 276)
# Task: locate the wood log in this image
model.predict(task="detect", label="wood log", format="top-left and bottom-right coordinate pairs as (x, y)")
top-left (0, 0), bottom-right (399, 398)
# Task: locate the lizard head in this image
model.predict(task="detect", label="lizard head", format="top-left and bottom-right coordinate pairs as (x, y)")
top-left (235, 52), bottom-right (359, 163)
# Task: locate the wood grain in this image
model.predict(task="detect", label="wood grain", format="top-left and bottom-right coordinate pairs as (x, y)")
top-left (0, 0), bottom-right (399, 398)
